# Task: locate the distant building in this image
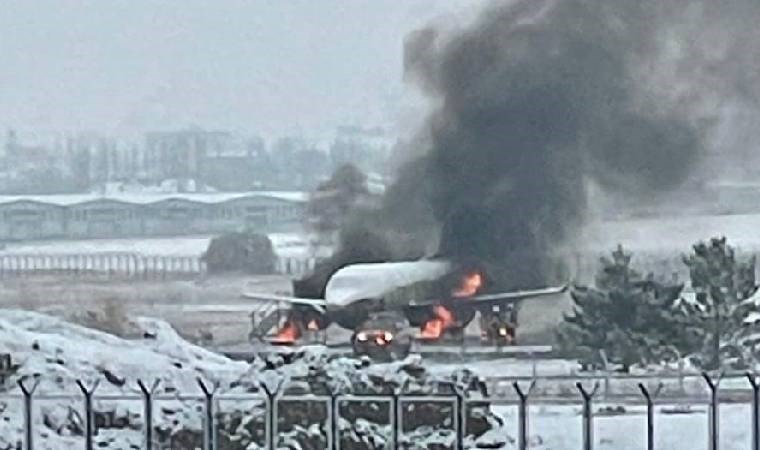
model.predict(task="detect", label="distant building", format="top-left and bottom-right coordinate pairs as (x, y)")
top-left (144, 129), bottom-right (209, 182)
top-left (329, 126), bottom-right (392, 175)
top-left (63, 133), bottom-right (138, 188)
top-left (3, 129), bottom-right (64, 171)
top-left (270, 136), bottom-right (331, 190)
top-left (200, 135), bottom-right (269, 191)
top-left (0, 129), bottom-right (84, 193)
top-left (0, 199), bottom-right (66, 240)
top-left (0, 191), bottom-right (306, 240)
top-left (143, 129), bottom-right (269, 191)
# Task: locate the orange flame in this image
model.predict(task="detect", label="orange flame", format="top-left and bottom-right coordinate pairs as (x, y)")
top-left (420, 305), bottom-right (456, 339)
top-left (453, 272), bottom-right (483, 298)
top-left (274, 320), bottom-right (300, 343)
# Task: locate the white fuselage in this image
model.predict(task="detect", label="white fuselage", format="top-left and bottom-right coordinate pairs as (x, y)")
top-left (322, 259), bottom-right (452, 313)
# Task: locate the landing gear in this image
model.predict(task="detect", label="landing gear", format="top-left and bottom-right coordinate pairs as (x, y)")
top-left (351, 312), bottom-right (412, 361)
top-left (480, 305), bottom-right (517, 345)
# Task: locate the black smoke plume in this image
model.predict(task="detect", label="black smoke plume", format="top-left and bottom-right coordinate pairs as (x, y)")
top-left (298, 0), bottom-right (760, 296)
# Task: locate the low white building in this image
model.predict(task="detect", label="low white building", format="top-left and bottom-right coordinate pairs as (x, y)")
top-left (0, 191), bottom-right (307, 241)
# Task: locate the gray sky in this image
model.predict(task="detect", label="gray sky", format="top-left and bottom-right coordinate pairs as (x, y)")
top-left (0, 0), bottom-right (482, 141)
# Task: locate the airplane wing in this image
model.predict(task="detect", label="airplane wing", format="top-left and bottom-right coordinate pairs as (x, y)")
top-left (408, 284), bottom-right (569, 310)
top-left (466, 284), bottom-right (568, 303)
top-left (240, 292), bottom-right (327, 313)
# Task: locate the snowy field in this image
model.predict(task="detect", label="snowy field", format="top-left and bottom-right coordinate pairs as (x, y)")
top-left (4, 212), bottom-right (760, 259)
top-left (583, 213), bottom-right (760, 253)
top-left (485, 402), bottom-right (751, 450)
top-left (0, 274), bottom-right (293, 345)
top-left (0, 232), bottom-right (330, 259)
top-left (1, 212), bottom-right (758, 266)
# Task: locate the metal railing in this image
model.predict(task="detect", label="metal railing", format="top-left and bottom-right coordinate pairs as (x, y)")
top-left (0, 253), bottom-right (205, 280)
top-left (4, 372), bottom-right (760, 450)
top-left (0, 252), bottom-right (319, 279)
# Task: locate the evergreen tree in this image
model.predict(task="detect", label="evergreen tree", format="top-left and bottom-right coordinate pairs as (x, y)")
top-left (558, 245), bottom-right (687, 371)
top-left (682, 236), bottom-right (759, 369)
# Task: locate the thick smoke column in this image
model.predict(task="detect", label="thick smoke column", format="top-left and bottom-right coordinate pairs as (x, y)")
top-left (299, 0), bottom-right (760, 296)
top-left (393, 0), bottom-right (758, 289)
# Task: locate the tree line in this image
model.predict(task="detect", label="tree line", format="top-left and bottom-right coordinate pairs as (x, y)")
top-left (559, 237), bottom-right (760, 371)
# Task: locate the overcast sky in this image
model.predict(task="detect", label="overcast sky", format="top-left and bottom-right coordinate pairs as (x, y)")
top-left (0, 0), bottom-right (484, 141)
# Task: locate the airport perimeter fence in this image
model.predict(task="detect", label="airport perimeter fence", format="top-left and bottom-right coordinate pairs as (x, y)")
top-left (5, 372), bottom-right (760, 450)
top-left (0, 253), bottom-right (205, 280)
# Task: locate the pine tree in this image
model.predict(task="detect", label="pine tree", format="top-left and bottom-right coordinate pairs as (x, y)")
top-left (558, 245), bottom-right (687, 371)
top-left (681, 236), bottom-right (759, 369)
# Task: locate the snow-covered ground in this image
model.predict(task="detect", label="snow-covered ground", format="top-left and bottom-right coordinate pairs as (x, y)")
top-left (0, 236), bottom-right (211, 257)
top-left (0, 310), bottom-right (252, 450)
top-left (583, 213), bottom-right (760, 253)
top-left (485, 402), bottom-right (751, 450)
top-left (0, 232), bottom-right (331, 259)
top-left (6, 211), bottom-right (760, 261)
top-left (2, 310), bottom-right (759, 449)
top-left (0, 310), bottom-right (510, 450)
top-left (428, 358), bottom-right (579, 379)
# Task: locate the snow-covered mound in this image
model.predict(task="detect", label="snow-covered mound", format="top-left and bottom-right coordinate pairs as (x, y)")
top-left (0, 309), bottom-right (250, 395)
top-left (0, 310), bottom-right (507, 450)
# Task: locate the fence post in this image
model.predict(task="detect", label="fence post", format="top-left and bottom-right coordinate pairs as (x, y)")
top-left (76, 380), bottom-right (100, 450)
top-left (137, 379), bottom-right (161, 450)
top-left (330, 393), bottom-right (338, 450)
top-left (197, 378), bottom-right (219, 450)
top-left (262, 381), bottom-right (282, 450)
top-left (513, 380), bottom-right (536, 450)
top-left (599, 350), bottom-right (611, 400)
top-left (702, 372), bottom-right (722, 450)
top-left (391, 392), bottom-right (399, 450)
top-left (455, 391), bottom-right (464, 450)
top-left (577, 382), bottom-right (599, 450)
top-left (441, 380), bottom-right (465, 450)
top-left (638, 382), bottom-right (663, 450)
top-left (17, 377), bottom-right (40, 450)
top-left (748, 372), bottom-right (760, 450)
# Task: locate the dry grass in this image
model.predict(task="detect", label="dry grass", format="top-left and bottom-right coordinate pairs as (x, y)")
top-left (0, 274), bottom-right (290, 343)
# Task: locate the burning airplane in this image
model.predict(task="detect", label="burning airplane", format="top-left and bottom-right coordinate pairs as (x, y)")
top-left (244, 0), bottom-right (739, 353)
top-left (242, 258), bottom-right (566, 348)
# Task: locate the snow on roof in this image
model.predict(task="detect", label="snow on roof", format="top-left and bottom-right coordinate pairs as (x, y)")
top-left (0, 190), bottom-right (307, 207)
top-left (325, 259), bottom-right (451, 307)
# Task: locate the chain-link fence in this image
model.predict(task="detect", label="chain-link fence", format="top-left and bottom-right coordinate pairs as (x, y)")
top-left (4, 372), bottom-right (760, 450)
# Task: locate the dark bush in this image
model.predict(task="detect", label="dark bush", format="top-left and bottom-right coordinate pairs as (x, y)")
top-left (202, 232), bottom-right (276, 275)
